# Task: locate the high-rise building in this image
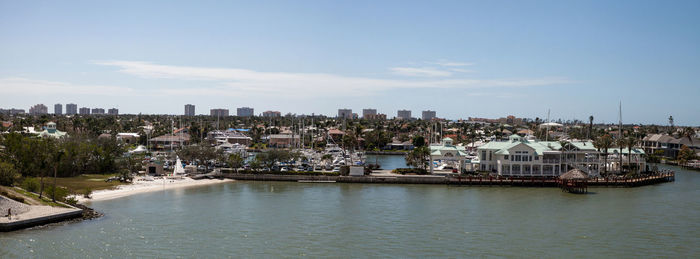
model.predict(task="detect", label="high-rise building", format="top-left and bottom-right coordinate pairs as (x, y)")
top-left (79, 107), bottom-right (91, 115)
top-left (29, 104), bottom-right (48, 115)
top-left (210, 108), bottom-right (229, 117)
top-left (237, 107), bottom-right (254, 117)
top-left (108, 108), bottom-right (119, 115)
top-left (362, 109), bottom-right (377, 118)
top-left (397, 110), bottom-right (412, 120)
top-left (0, 108), bottom-right (25, 115)
top-left (91, 108), bottom-right (105, 115)
top-left (262, 111), bottom-right (281, 117)
top-left (184, 104), bottom-right (195, 116)
top-left (54, 104), bottom-right (63, 115)
top-left (66, 103), bottom-right (78, 115)
top-left (338, 109), bottom-right (352, 119)
top-left (422, 110), bottom-right (436, 121)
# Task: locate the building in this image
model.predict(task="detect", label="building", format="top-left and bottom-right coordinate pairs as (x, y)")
top-left (397, 110), bottom-right (411, 120)
top-left (148, 132), bottom-right (191, 150)
top-left (0, 108), bottom-right (25, 115)
top-left (338, 109), bottom-right (352, 119)
top-left (37, 122), bottom-right (68, 139)
top-left (642, 133), bottom-right (700, 159)
top-left (422, 110), bottom-right (436, 121)
top-left (184, 104), bottom-right (195, 116)
top-left (66, 103), bottom-right (78, 115)
top-left (29, 104), bottom-right (48, 115)
top-left (79, 107), bottom-right (91, 115)
top-left (210, 108), bottom-right (229, 117)
top-left (237, 107), bottom-right (254, 117)
top-left (429, 137), bottom-right (468, 173)
top-left (108, 108), bottom-right (119, 115)
top-left (474, 134), bottom-right (647, 177)
top-left (263, 110), bottom-right (281, 117)
top-left (92, 108), bottom-right (105, 115)
top-left (54, 104), bottom-right (63, 115)
top-left (366, 113), bottom-right (387, 120)
top-left (362, 109), bottom-right (377, 118)
top-left (268, 134), bottom-right (300, 148)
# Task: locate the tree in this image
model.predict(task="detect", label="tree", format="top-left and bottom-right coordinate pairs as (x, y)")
top-left (0, 161), bottom-right (18, 186)
top-left (677, 145), bottom-right (696, 166)
top-left (412, 135), bottom-right (426, 148)
top-left (594, 134), bottom-right (613, 175)
top-left (255, 149), bottom-right (291, 171)
top-left (588, 115), bottom-right (594, 140)
top-left (405, 146), bottom-right (430, 170)
top-left (622, 136), bottom-right (637, 174)
top-left (227, 153), bottom-right (244, 172)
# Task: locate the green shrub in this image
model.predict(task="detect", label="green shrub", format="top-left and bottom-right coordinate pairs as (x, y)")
top-left (22, 178), bottom-right (39, 193)
top-left (392, 168), bottom-right (429, 175)
top-left (0, 161), bottom-right (19, 186)
top-left (83, 188), bottom-right (92, 199)
top-left (65, 196), bottom-right (78, 205)
top-left (44, 185), bottom-right (69, 202)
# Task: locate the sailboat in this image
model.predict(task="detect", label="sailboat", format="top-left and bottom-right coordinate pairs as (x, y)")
top-left (169, 156), bottom-right (186, 179)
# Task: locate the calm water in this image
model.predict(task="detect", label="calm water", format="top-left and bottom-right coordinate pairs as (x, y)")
top-left (366, 154), bottom-right (408, 169)
top-left (2, 165), bottom-right (699, 258)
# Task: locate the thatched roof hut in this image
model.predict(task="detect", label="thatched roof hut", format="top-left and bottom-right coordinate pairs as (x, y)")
top-left (558, 169), bottom-right (588, 194)
top-left (559, 169), bottom-right (588, 180)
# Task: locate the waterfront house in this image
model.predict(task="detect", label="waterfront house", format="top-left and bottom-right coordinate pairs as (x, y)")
top-left (642, 133), bottom-right (700, 158)
top-left (149, 133), bottom-right (191, 150)
top-left (477, 134), bottom-right (602, 177)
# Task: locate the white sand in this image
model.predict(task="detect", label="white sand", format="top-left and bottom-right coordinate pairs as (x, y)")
top-left (76, 177), bottom-right (233, 203)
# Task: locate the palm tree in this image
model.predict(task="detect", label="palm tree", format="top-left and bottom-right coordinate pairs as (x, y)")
top-left (623, 136), bottom-right (637, 174)
top-left (588, 115), bottom-right (594, 140)
top-left (594, 134), bottom-right (613, 175)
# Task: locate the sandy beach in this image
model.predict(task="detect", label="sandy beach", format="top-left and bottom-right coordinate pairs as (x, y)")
top-left (76, 177), bottom-right (233, 203)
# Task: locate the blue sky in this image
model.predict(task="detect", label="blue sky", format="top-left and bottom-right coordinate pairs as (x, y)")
top-left (1, 0), bottom-right (698, 125)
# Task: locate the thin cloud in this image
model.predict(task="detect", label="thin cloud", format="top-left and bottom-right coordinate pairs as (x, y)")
top-left (430, 61), bottom-right (475, 67)
top-left (91, 60), bottom-right (573, 98)
top-left (389, 67), bottom-right (452, 77)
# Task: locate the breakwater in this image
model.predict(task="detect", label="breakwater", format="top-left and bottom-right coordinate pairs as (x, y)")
top-left (222, 172), bottom-right (675, 187)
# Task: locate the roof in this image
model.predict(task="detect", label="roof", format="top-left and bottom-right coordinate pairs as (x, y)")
top-left (328, 129), bottom-right (345, 135)
top-left (539, 122), bottom-right (563, 128)
top-left (559, 169), bottom-right (588, 179)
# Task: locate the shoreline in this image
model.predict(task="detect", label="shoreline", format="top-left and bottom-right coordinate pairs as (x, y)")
top-left (76, 177), bottom-right (233, 203)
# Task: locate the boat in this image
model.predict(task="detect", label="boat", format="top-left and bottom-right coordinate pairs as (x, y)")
top-left (168, 156), bottom-right (186, 179)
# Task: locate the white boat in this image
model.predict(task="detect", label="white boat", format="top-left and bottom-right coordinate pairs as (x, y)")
top-left (169, 156), bottom-right (186, 178)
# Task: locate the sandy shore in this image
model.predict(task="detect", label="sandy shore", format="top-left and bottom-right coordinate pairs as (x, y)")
top-left (76, 177), bottom-right (233, 203)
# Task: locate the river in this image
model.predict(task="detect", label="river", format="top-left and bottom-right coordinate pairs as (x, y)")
top-left (1, 164), bottom-right (699, 257)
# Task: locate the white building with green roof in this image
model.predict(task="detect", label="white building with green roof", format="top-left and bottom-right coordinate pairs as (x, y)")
top-left (477, 135), bottom-right (605, 177)
top-left (429, 137), bottom-right (469, 174)
top-left (37, 122), bottom-right (68, 139)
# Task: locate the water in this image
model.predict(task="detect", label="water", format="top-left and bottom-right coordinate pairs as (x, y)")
top-left (2, 165), bottom-right (699, 258)
top-left (366, 154), bottom-right (408, 169)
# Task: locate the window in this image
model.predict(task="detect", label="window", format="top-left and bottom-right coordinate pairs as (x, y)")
top-left (535, 156), bottom-right (539, 160)
top-left (514, 155), bottom-right (521, 161)
top-left (481, 151), bottom-right (486, 160)
top-left (504, 155), bottom-right (509, 160)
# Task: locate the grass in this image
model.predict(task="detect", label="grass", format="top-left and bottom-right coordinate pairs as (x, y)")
top-left (49, 174), bottom-right (126, 194)
top-left (1, 186), bottom-right (70, 208)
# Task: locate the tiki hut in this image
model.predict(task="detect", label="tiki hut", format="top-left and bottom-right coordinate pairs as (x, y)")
top-left (558, 169), bottom-right (588, 194)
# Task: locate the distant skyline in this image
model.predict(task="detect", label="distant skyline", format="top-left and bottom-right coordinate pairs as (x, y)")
top-left (1, 1), bottom-right (699, 125)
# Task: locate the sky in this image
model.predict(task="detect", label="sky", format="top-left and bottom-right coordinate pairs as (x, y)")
top-left (1, 0), bottom-right (698, 125)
